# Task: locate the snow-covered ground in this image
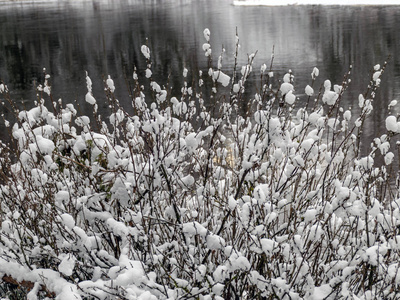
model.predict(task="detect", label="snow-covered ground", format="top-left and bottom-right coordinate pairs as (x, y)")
top-left (234, 0), bottom-right (400, 5)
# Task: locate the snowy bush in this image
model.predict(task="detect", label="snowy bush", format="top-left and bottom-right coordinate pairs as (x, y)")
top-left (0, 29), bottom-right (399, 299)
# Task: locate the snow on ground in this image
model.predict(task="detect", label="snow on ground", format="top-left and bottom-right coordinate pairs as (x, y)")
top-left (234, 0), bottom-right (400, 5)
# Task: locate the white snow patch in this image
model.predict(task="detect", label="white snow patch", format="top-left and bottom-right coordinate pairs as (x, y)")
top-left (305, 85), bottom-right (314, 96)
top-left (280, 82), bottom-right (294, 95)
top-left (58, 254), bottom-right (76, 277)
top-left (304, 209), bottom-right (318, 223)
top-left (85, 92), bottom-right (96, 105)
top-left (183, 221), bottom-right (208, 237)
top-left (389, 100), bottom-right (398, 108)
top-left (145, 68), bottom-right (152, 78)
top-left (141, 45), bottom-right (150, 59)
top-left (60, 213), bottom-right (75, 230)
top-left (203, 28), bottom-right (211, 42)
top-left (206, 234), bottom-right (225, 250)
top-left (260, 238), bottom-right (277, 255)
top-left (386, 116), bottom-right (400, 133)
top-left (385, 152), bottom-right (394, 165)
top-left (106, 75), bottom-right (115, 92)
top-left (285, 90), bottom-right (296, 105)
top-left (213, 70), bottom-right (230, 87)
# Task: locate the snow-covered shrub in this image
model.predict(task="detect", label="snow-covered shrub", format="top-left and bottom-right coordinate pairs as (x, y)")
top-left (0, 29), bottom-right (399, 299)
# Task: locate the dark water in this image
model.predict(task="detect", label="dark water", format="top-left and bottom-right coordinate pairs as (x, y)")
top-left (1, 0), bottom-right (400, 144)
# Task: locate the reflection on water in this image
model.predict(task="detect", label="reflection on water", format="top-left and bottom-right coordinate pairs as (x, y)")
top-left (1, 0), bottom-right (400, 144)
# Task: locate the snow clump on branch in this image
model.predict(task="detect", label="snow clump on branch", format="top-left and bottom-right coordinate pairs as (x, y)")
top-left (0, 29), bottom-right (398, 299)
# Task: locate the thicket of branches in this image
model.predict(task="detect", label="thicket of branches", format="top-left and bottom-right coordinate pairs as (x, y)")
top-left (0, 29), bottom-right (399, 299)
